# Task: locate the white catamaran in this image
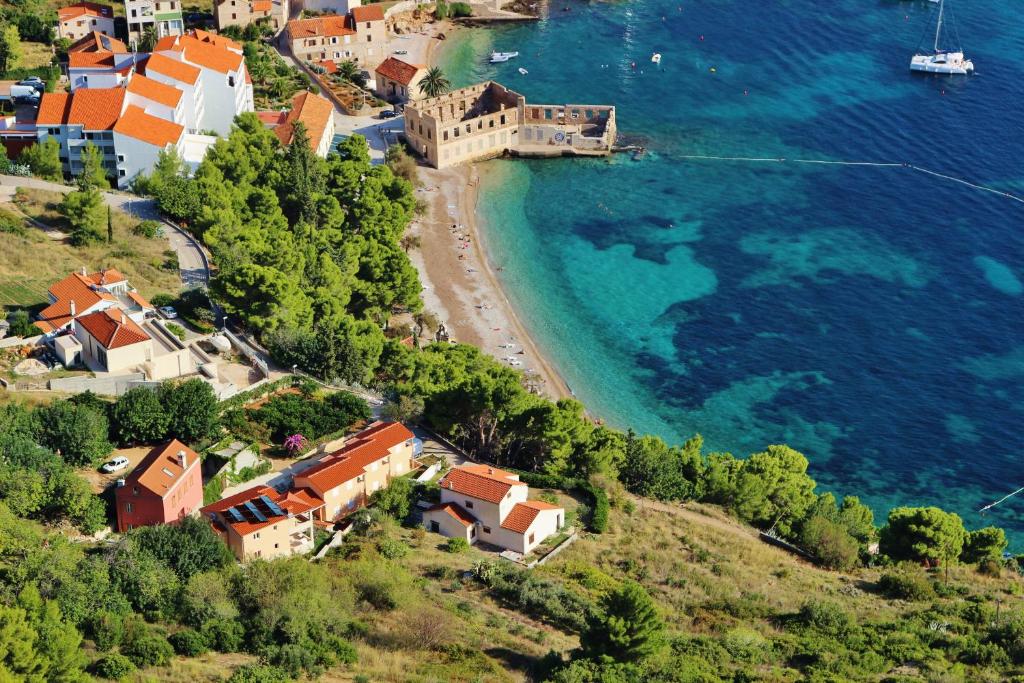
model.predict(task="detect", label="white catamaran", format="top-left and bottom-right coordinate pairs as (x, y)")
top-left (910, 0), bottom-right (974, 75)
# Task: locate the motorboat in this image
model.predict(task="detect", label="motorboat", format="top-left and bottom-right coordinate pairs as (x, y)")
top-left (910, 0), bottom-right (974, 74)
top-left (518, 67), bottom-right (529, 75)
top-left (489, 51), bottom-right (520, 63)
top-left (651, 53), bottom-right (662, 64)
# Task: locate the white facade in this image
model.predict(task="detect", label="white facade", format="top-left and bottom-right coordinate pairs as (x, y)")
top-left (58, 14), bottom-right (116, 42)
top-left (301, 0), bottom-right (359, 13)
top-left (126, 0), bottom-right (184, 45)
top-left (145, 63), bottom-right (206, 133)
top-left (112, 132), bottom-right (174, 188)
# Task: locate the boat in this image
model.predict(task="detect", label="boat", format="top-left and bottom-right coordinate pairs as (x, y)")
top-left (489, 51), bottom-right (519, 63)
top-left (910, 0), bottom-right (974, 75)
top-left (518, 67), bottom-right (528, 75)
top-left (651, 52), bottom-right (662, 64)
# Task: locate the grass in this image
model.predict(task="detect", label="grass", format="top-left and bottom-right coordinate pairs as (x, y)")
top-left (2, 189), bottom-right (183, 305)
top-left (20, 42), bottom-right (54, 69)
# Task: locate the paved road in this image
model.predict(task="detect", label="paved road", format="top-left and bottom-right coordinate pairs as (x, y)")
top-left (0, 174), bottom-right (210, 289)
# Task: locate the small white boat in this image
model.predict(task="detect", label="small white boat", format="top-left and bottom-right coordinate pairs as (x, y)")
top-left (910, 0), bottom-right (973, 74)
top-left (651, 52), bottom-right (662, 64)
top-left (489, 51), bottom-right (519, 63)
top-left (518, 67), bottom-right (528, 75)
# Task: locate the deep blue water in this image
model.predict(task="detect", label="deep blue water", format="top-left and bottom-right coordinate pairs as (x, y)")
top-left (440, 0), bottom-right (1024, 541)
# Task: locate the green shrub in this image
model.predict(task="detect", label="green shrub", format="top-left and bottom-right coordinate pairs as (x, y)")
top-left (121, 632), bottom-right (174, 667)
top-left (88, 610), bottom-right (125, 651)
top-left (165, 322), bottom-right (186, 341)
top-left (377, 537), bottom-right (409, 559)
top-left (93, 653), bottom-right (136, 680)
top-left (979, 558), bottom-right (1003, 577)
top-left (169, 629), bottom-right (209, 656)
top-left (877, 569), bottom-right (935, 601)
top-left (132, 219), bottom-right (160, 238)
top-left (795, 600), bottom-right (856, 638)
top-left (450, 1), bottom-right (472, 16)
top-left (446, 537), bottom-right (469, 553)
top-left (226, 664), bottom-right (291, 683)
top-left (202, 618), bottom-right (245, 652)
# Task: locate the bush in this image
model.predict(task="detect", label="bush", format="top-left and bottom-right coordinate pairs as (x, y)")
top-left (800, 515), bottom-right (860, 571)
top-left (377, 537), bottom-right (409, 559)
top-left (132, 219), bottom-right (160, 238)
top-left (169, 629), bottom-right (209, 656)
top-left (226, 664), bottom-right (291, 683)
top-left (88, 610), bottom-right (125, 651)
top-left (6, 309), bottom-right (35, 337)
top-left (121, 633), bottom-right (175, 667)
top-left (93, 654), bottom-right (136, 680)
top-left (450, 1), bottom-right (472, 16)
top-left (202, 618), bottom-right (245, 652)
top-left (165, 322), bottom-right (186, 341)
top-left (877, 569), bottom-right (935, 601)
top-left (446, 537), bottom-right (469, 553)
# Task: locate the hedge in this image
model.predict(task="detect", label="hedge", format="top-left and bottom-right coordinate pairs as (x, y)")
top-left (515, 472), bottom-right (608, 533)
top-left (218, 376), bottom-right (295, 412)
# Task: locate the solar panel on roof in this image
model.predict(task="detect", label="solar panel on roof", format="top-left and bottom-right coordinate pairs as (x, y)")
top-left (243, 500), bottom-right (267, 523)
top-left (225, 507), bottom-right (244, 523)
top-left (260, 494), bottom-right (285, 517)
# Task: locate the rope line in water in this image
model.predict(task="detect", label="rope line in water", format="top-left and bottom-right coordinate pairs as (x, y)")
top-left (980, 486), bottom-right (1024, 514)
top-left (675, 154), bottom-right (1024, 204)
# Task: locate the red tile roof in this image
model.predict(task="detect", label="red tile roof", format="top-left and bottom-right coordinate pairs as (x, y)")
top-left (500, 500), bottom-right (561, 534)
top-left (295, 421), bottom-right (414, 493)
top-left (426, 502), bottom-right (475, 528)
top-left (33, 270), bottom-right (117, 332)
top-left (114, 105), bottom-right (184, 147)
top-left (287, 15), bottom-right (354, 39)
top-left (375, 57), bottom-right (424, 86)
top-left (153, 35), bottom-right (180, 52)
top-left (439, 465), bottom-right (525, 505)
top-left (85, 268), bottom-right (126, 285)
top-left (127, 72), bottom-right (182, 108)
top-left (69, 31), bottom-right (128, 54)
top-left (35, 93), bottom-right (73, 126)
top-left (191, 29), bottom-right (243, 53)
top-left (68, 51), bottom-right (118, 68)
top-left (75, 307), bottom-right (150, 349)
top-left (256, 110), bottom-right (288, 126)
top-left (202, 484), bottom-right (324, 535)
top-left (144, 52), bottom-right (201, 85)
top-left (177, 36), bottom-right (244, 74)
top-left (39, 89), bottom-right (126, 129)
top-left (127, 291), bottom-right (153, 309)
top-left (251, 0), bottom-right (272, 12)
top-left (59, 2), bottom-right (113, 22)
top-left (274, 91), bottom-right (334, 151)
top-left (350, 4), bottom-right (385, 22)
top-left (123, 439), bottom-right (199, 498)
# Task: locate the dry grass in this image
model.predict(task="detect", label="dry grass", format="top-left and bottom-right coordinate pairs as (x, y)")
top-left (0, 389), bottom-right (73, 407)
top-left (20, 42), bottom-right (53, 69)
top-left (1, 188), bottom-right (183, 306)
top-left (131, 653), bottom-right (258, 683)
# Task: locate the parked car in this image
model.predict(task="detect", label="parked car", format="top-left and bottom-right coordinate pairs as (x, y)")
top-left (158, 305), bottom-right (179, 319)
top-left (379, 110), bottom-right (398, 120)
top-left (393, 49), bottom-right (408, 55)
top-left (101, 456), bottom-right (130, 473)
top-left (10, 85), bottom-right (40, 102)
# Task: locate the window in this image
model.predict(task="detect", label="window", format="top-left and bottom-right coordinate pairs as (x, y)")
top-left (132, 486), bottom-right (139, 495)
top-left (443, 130), bottom-right (448, 141)
top-left (470, 527), bottom-right (476, 537)
top-left (274, 543), bottom-right (279, 548)
top-left (482, 526), bottom-right (491, 534)
top-left (228, 75), bottom-right (235, 87)
top-left (253, 532), bottom-right (260, 539)
top-left (125, 503), bottom-right (133, 513)
top-left (117, 154), bottom-right (125, 162)
top-left (127, 524), bottom-right (133, 530)
top-left (464, 500), bottom-right (473, 509)
top-left (118, 169), bottom-right (126, 177)
top-left (365, 21), bottom-right (371, 28)
top-left (231, 12), bottom-right (236, 18)
top-left (500, 114), bottom-right (506, 125)
top-left (529, 533), bottom-right (535, 544)
top-left (430, 521), bottom-right (440, 533)
top-left (131, 8), bottom-right (137, 16)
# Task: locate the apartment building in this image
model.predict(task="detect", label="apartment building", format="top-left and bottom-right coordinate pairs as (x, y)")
top-left (126, 0), bottom-right (184, 47)
top-left (215, 0), bottom-right (288, 32)
top-left (57, 2), bottom-right (116, 42)
top-left (116, 440), bottom-right (203, 532)
top-left (285, 5), bottom-right (386, 71)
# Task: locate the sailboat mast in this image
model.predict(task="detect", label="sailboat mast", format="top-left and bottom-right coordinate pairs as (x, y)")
top-left (935, 0), bottom-right (944, 52)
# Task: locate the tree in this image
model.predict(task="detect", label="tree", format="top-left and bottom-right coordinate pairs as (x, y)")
top-left (382, 394), bottom-right (424, 424)
top-left (128, 517), bottom-right (234, 581)
top-left (961, 526), bottom-right (1007, 564)
top-left (730, 445), bottom-right (817, 538)
top-left (19, 138), bottom-right (63, 182)
top-left (59, 187), bottom-right (105, 245)
top-left (879, 506), bottom-right (968, 567)
top-left (580, 581), bottom-right (664, 663)
top-left (111, 387), bottom-right (169, 445)
top-left (158, 379), bottom-right (219, 443)
top-left (0, 24), bottom-right (23, 74)
top-left (0, 605), bottom-right (45, 680)
top-left (800, 515), bottom-right (860, 571)
top-left (77, 142), bottom-right (110, 191)
top-left (6, 309), bottom-right (35, 337)
top-left (106, 205), bottom-right (113, 243)
top-left (138, 25), bottom-right (157, 52)
top-left (420, 67), bottom-right (452, 98)
top-left (34, 400), bottom-right (112, 467)
top-left (370, 476), bottom-right (414, 520)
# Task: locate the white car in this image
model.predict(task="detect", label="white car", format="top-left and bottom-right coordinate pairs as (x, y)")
top-left (158, 305), bottom-right (179, 319)
top-left (393, 49), bottom-right (408, 55)
top-left (101, 456), bottom-right (130, 473)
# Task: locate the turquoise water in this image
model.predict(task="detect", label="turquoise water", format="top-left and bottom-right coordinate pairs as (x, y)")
top-left (439, 1), bottom-right (1024, 540)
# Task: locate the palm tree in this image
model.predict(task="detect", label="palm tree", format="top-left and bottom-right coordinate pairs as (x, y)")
top-left (420, 67), bottom-right (451, 98)
top-left (336, 59), bottom-right (359, 83)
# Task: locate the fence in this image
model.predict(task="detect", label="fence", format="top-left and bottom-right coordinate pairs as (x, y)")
top-left (0, 334), bottom-right (43, 349)
top-left (48, 373), bottom-right (154, 396)
top-left (528, 532), bottom-right (579, 568)
top-left (222, 328), bottom-right (269, 378)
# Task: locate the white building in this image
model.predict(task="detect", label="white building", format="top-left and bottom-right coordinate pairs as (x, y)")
top-left (34, 267), bottom-right (153, 335)
top-left (144, 52), bottom-right (205, 132)
top-left (125, 0), bottom-right (184, 47)
top-left (68, 51), bottom-right (143, 91)
top-left (57, 2), bottom-right (116, 42)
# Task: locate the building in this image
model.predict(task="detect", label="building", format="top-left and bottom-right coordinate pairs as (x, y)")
top-left (403, 81), bottom-right (617, 169)
top-left (144, 52), bottom-right (205, 132)
top-left (271, 91), bottom-right (336, 157)
top-left (34, 267), bottom-right (153, 335)
top-left (72, 307), bottom-right (154, 373)
top-left (125, 0), bottom-right (184, 48)
top-left (422, 464), bottom-right (564, 555)
top-left (202, 485), bottom-right (325, 561)
top-left (115, 439), bottom-right (204, 532)
top-left (374, 56), bottom-right (427, 103)
top-left (301, 0), bottom-right (361, 16)
top-left (215, 0), bottom-right (288, 32)
top-left (68, 51), bottom-right (142, 91)
top-left (285, 6), bottom-right (386, 71)
top-left (292, 421), bottom-right (416, 522)
top-left (68, 31), bottom-right (129, 55)
top-left (57, 3), bottom-right (116, 42)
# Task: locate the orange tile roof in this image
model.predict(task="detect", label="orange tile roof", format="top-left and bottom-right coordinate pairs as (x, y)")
top-left (144, 52), bottom-right (201, 85)
top-left (69, 31), bottom-right (128, 54)
top-left (350, 4), bottom-right (385, 22)
top-left (114, 105), bottom-right (184, 147)
top-left (85, 268), bottom-right (126, 285)
top-left (45, 88), bottom-right (125, 129)
top-left (295, 421), bottom-right (414, 493)
top-left (127, 72), bottom-right (182, 108)
top-left (75, 307), bottom-right (150, 349)
top-left (36, 93), bottom-right (73, 125)
top-left (256, 110), bottom-right (288, 126)
top-left (69, 51), bottom-right (117, 68)
top-left (35, 270), bottom-right (115, 330)
top-left (202, 484), bottom-right (324, 535)
top-left (127, 291), bottom-right (153, 309)
top-left (59, 2), bottom-right (113, 22)
top-left (439, 465), bottom-right (526, 505)
top-left (177, 36), bottom-right (244, 74)
top-left (287, 15), bottom-right (354, 39)
top-left (375, 57), bottom-right (425, 86)
top-left (500, 500), bottom-right (561, 534)
top-left (153, 35), bottom-right (180, 52)
top-left (426, 502), bottom-right (475, 528)
top-left (251, 0), bottom-right (272, 12)
top-left (123, 439), bottom-right (199, 498)
top-left (274, 91), bottom-right (334, 151)
top-left (192, 29), bottom-right (243, 52)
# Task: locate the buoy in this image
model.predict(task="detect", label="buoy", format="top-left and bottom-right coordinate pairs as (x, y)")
top-left (709, 66), bottom-right (716, 73)
top-left (743, 89), bottom-right (748, 96)
top-left (699, 34), bottom-right (704, 41)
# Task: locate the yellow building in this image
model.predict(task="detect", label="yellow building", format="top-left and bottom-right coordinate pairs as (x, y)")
top-left (285, 5), bottom-right (387, 71)
top-left (202, 485), bottom-right (324, 561)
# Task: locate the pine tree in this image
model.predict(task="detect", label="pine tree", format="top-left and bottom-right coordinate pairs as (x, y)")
top-left (580, 581), bottom-right (664, 663)
top-left (106, 205), bottom-right (113, 243)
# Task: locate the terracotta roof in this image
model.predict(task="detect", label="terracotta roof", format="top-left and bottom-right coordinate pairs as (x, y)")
top-left (375, 57), bottom-right (424, 86)
top-left (69, 31), bottom-right (128, 53)
top-left (85, 268), bottom-right (126, 285)
top-left (68, 51), bottom-right (117, 68)
top-left (350, 4), bottom-right (385, 22)
top-left (202, 484), bottom-right (324, 535)
top-left (36, 93), bottom-right (73, 126)
top-left (256, 110), bottom-right (288, 126)
top-left (42, 88), bottom-right (126, 128)
top-left (122, 439), bottom-right (199, 498)
top-left (191, 29), bottom-right (243, 52)
top-left (75, 307), bottom-right (150, 349)
top-left (320, 59), bottom-right (338, 74)
top-left (127, 291), bottom-right (153, 309)
top-left (126, 72), bottom-right (182, 108)
top-left (59, 2), bottom-right (113, 22)
top-left (114, 105), bottom-right (184, 147)
top-left (34, 270), bottom-right (116, 331)
top-left (295, 421), bottom-right (414, 493)
top-left (177, 36), bottom-right (244, 74)
top-left (426, 502), bottom-right (475, 528)
top-left (252, 0), bottom-right (272, 12)
top-left (500, 500), bottom-right (561, 534)
top-left (153, 35), bottom-right (180, 52)
top-left (144, 52), bottom-right (201, 85)
top-left (287, 15), bottom-right (354, 39)
top-left (274, 91), bottom-right (333, 150)
top-left (439, 465), bottom-right (525, 505)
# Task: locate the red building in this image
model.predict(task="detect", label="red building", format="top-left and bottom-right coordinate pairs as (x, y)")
top-left (116, 439), bottom-right (204, 532)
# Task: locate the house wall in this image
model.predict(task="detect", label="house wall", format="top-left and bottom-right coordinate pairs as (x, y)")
top-left (59, 15), bottom-right (116, 42)
top-left (125, 90), bottom-right (184, 125)
top-left (75, 322), bottom-right (154, 372)
top-left (144, 346), bottom-right (195, 379)
top-left (189, 63), bottom-right (250, 135)
top-left (375, 71), bottom-right (425, 103)
top-left (302, 0), bottom-right (360, 14)
top-left (115, 460), bottom-right (203, 531)
top-left (112, 132), bottom-right (169, 188)
top-left (422, 508), bottom-right (473, 543)
top-left (291, 31), bottom-right (357, 64)
top-left (127, 0), bottom-right (184, 43)
top-left (315, 113), bottom-right (335, 157)
top-left (147, 71), bottom-right (205, 132)
top-left (69, 68), bottom-right (126, 92)
top-left (438, 483), bottom-right (527, 547)
top-left (215, 0), bottom-right (251, 29)
top-left (230, 516), bottom-right (313, 561)
top-left (496, 507), bottom-right (562, 554)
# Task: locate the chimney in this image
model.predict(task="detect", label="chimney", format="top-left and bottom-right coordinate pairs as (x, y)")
top-left (69, 299), bottom-right (76, 316)
top-left (177, 449), bottom-right (187, 468)
top-left (81, 266), bottom-right (87, 276)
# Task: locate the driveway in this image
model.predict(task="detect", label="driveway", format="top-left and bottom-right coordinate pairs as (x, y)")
top-left (333, 111), bottom-right (405, 164)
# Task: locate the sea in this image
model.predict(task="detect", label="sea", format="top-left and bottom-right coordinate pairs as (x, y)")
top-left (436, 0), bottom-right (1024, 543)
